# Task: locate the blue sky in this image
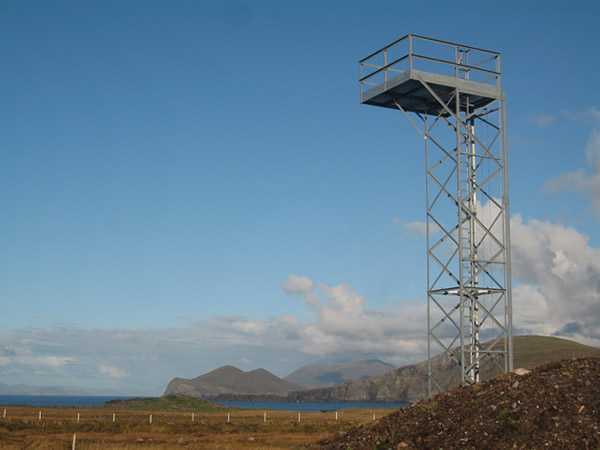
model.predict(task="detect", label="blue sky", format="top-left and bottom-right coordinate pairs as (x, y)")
top-left (1, 0), bottom-right (599, 395)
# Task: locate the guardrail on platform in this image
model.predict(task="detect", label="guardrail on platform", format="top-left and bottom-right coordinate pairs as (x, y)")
top-left (359, 34), bottom-right (501, 99)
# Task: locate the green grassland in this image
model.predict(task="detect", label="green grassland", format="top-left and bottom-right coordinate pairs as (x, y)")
top-left (513, 335), bottom-right (600, 369)
top-left (97, 395), bottom-right (230, 412)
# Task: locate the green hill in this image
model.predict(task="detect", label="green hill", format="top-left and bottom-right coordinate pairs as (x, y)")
top-left (101, 395), bottom-right (229, 412)
top-left (512, 335), bottom-right (600, 368)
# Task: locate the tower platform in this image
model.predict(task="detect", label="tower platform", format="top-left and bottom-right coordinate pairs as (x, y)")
top-left (361, 69), bottom-right (500, 116)
top-left (360, 35), bottom-right (501, 116)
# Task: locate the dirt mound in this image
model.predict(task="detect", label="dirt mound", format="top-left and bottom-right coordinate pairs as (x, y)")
top-left (308, 357), bottom-right (600, 449)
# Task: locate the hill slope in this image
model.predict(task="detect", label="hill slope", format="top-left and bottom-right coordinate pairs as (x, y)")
top-left (163, 365), bottom-right (303, 397)
top-left (309, 357), bottom-right (600, 449)
top-left (102, 395), bottom-right (229, 412)
top-left (288, 335), bottom-right (600, 403)
top-left (284, 360), bottom-right (395, 388)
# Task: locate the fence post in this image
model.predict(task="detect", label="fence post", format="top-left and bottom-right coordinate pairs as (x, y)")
top-left (77, 413), bottom-right (80, 423)
top-left (192, 412), bottom-right (194, 422)
top-left (3, 409), bottom-right (6, 419)
top-left (263, 412), bottom-right (266, 422)
top-left (227, 413), bottom-right (230, 423)
top-left (72, 433), bottom-right (76, 450)
top-left (298, 412), bottom-right (301, 423)
top-left (112, 413), bottom-right (116, 423)
top-left (39, 411), bottom-right (42, 420)
top-left (149, 414), bottom-right (152, 424)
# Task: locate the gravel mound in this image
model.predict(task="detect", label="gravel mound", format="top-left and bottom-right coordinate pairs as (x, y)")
top-left (308, 357), bottom-right (600, 449)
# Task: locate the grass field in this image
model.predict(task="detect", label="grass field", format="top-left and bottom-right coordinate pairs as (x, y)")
top-left (513, 335), bottom-right (600, 368)
top-left (0, 404), bottom-right (396, 449)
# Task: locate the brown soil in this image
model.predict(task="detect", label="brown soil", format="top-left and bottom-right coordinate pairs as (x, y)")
top-left (308, 357), bottom-right (600, 449)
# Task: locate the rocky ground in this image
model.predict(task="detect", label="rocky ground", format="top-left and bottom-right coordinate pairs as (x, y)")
top-left (307, 357), bottom-right (600, 449)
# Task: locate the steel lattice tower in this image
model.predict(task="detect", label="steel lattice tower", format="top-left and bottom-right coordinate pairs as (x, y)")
top-left (359, 35), bottom-right (513, 394)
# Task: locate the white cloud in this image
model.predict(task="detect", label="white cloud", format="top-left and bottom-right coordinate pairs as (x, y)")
top-left (234, 357), bottom-right (254, 366)
top-left (586, 129), bottom-right (600, 217)
top-left (279, 274), bottom-right (313, 295)
top-left (320, 282), bottom-right (363, 317)
top-left (276, 315), bottom-right (302, 340)
top-left (402, 220), bottom-right (428, 237)
top-left (0, 350), bottom-right (74, 368)
top-left (546, 108), bottom-right (600, 220)
top-left (394, 219), bottom-right (442, 238)
top-left (279, 277), bottom-right (425, 361)
top-left (279, 274), bottom-right (322, 311)
top-left (561, 106), bottom-right (600, 124)
top-left (511, 284), bottom-right (550, 335)
top-left (231, 319), bottom-right (268, 335)
top-left (39, 356), bottom-right (75, 368)
top-left (585, 127), bottom-right (600, 161)
top-left (542, 128), bottom-right (600, 219)
top-left (529, 113), bottom-right (554, 128)
top-left (99, 365), bottom-right (128, 379)
top-left (543, 168), bottom-right (588, 194)
top-left (510, 214), bottom-right (600, 345)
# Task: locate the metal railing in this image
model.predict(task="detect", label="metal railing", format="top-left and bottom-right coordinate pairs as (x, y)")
top-left (359, 34), bottom-right (501, 98)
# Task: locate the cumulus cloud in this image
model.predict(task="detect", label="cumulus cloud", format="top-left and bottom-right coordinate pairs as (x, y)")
top-left (276, 315), bottom-right (302, 340)
top-left (561, 106), bottom-right (600, 124)
top-left (544, 108), bottom-right (600, 220)
top-left (402, 220), bottom-right (428, 238)
top-left (99, 365), bottom-right (128, 379)
top-left (586, 129), bottom-right (600, 217)
top-left (0, 349), bottom-right (74, 369)
top-left (39, 356), bottom-right (75, 367)
top-left (529, 113), bottom-right (554, 128)
top-left (543, 168), bottom-right (588, 194)
top-left (279, 276), bottom-right (425, 360)
top-left (393, 219), bottom-right (442, 238)
top-left (231, 319), bottom-right (268, 335)
top-left (279, 274), bottom-right (313, 295)
top-left (510, 214), bottom-right (600, 345)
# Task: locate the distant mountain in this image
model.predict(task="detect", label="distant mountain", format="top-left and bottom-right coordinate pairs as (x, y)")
top-left (0, 382), bottom-right (122, 396)
top-left (163, 365), bottom-right (304, 398)
top-left (284, 360), bottom-right (396, 388)
top-left (161, 336), bottom-right (600, 403)
top-left (286, 348), bottom-right (457, 403)
top-left (286, 335), bottom-right (600, 403)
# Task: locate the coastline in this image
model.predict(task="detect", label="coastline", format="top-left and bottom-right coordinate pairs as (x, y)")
top-left (0, 394), bottom-right (408, 411)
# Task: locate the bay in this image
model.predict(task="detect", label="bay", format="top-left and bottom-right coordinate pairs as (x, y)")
top-left (217, 400), bottom-right (409, 412)
top-left (0, 395), bottom-right (409, 412)
top-left (0, 395), bottom-right (136, 408)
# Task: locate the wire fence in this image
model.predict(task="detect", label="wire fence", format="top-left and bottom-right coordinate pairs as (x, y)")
top-left (0, 406), bottom-right (396, 449)
top-left (0, 405), bottom-right (385, 425)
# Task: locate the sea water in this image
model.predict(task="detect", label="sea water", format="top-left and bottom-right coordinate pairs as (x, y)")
top-left (217, 400), bottom-right (409, 411)
top-left (0, 395), bottom-right (409, 411)
top-left (0, 395), bottom-right (136, 408)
